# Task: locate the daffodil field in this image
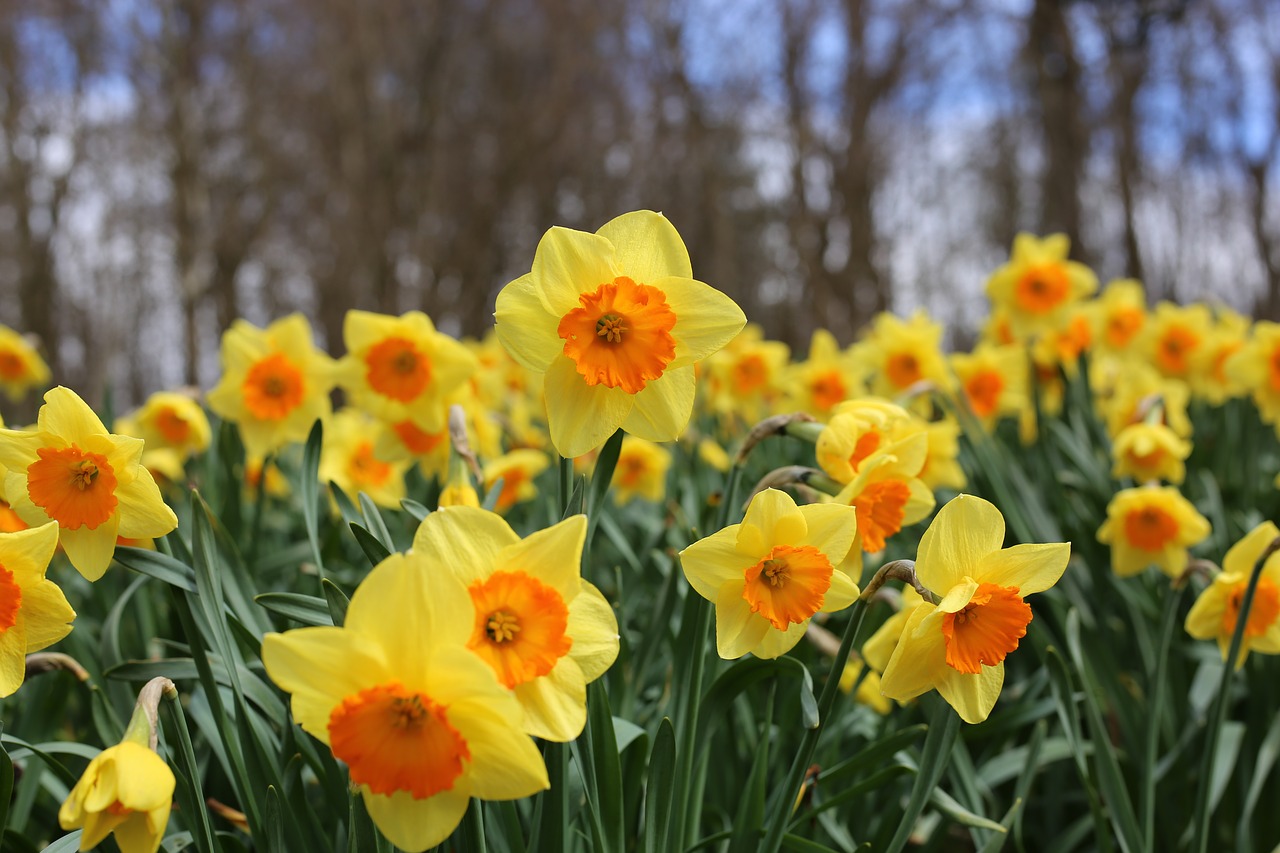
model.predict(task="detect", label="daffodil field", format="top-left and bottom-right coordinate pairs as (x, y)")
top-left (1, 212), bottom-right (1279, 853)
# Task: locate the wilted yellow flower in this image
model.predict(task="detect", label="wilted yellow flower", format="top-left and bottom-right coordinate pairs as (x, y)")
top-left (0, 522), bottom-right (74, 696)
top-left (949, 344), bottom-right (1028, 429)
top-left (879, 495), bottom-right (1070, 724)
top-left (482, 449), bottom-right (550, 514)
top-left (495, 210), bottom-right (745, 458)
top-left (679, 489), bottom-right (859, 660)
top-left (0, 387), bottom-right (178, 581)
top-left (612, 436), bottom-right (671, 504)
top-left (115, 391), bottom-right (211, 459)
top-left (985, 233), bottom-right (1097, 340)
top-left (263, 549), bottom-right (549, 852)
top-left (1096, 485), bottom-right (1210, 578)
top-left (59, 731), bottom-right (175, 853)
top-left (1111, 422), bottom-right (1191, 484)
top-left (1185, 521), bottom-right (1280, 668)
top-left (207, 314), bottom-right (335, 460)
top-left (418, 508), bottom-right (619, 741)
top-left (0, 325), bottom-right (51, 401)
top-left (319, 410), bottom-right (409, 509)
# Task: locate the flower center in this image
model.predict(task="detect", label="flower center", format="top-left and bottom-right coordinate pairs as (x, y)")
top-left (348, 442), bottom-right (393, 488)
top-left (28, 445), bottom-right (119, 530)
top-left (742, 544), bottom-right (833, 630)
top-left (885, 353), bottom-right (922, 389)
top-left (849, 431), bottom-right (882, 470)
top-left (366, 337), bottom-right (432, 402)
top-left (942, 583), bottom-right (1033, 674)
top-left (811, 371), bottom-right (846, 411)
top-left (732, 354), bottom-right (768, 393)
top-left (1156, 326), bottom-right (1200, 375)
top-left (0, 564), bottom-right (21, 632)
top-left (851, 478), bottom-right (911, 553)
top-left (1014, 264), bottom-right (1070, 314)
top-left (1222, 578), bottom-right (1280, 640)
top-left (965, 370), bottom-right (1005, 418)
top-left (392, 420), bottom-right (445, 456)
top-left (467, 570), bottom-right (572, 688)
top-left (0, 351), bottom-right (26, 380)
top-left (154, 407), bottom-right (192, 444)
top-left (242, 353), bottom-right (305, 420)
top-left (1123, 504), bottom-right (1179, 551)
top-left (1106, 306), bottom-right (1144, 348)
top-left (558, 278), bottom-right (677, 393)
top-left (328, 682), bottom-right (470, 799)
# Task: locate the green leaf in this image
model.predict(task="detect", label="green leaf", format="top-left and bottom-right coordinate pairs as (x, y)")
top-left (883, 698), bottom-right (961, 853)
top-left (322, 578), bottom-right (352, 627)
top-left (40, 831), bottom-right (84, 853)
top-left (330, 480), bottom-right (363, 526)
top-left (300, 419), bottom-right (326, 575)
top-left (588, 428), bottom-right (624, 517)
top-left (400, 498), bottom-right (431, 522)
top-left (929, 786), bottom-right (1006, 832)
top-left (265, 786), bottom-right (286, 853)
top-left (643, 718), bottom-right (676, 853)
top-left (255, 592), bottom-right (335, 627)
top-left (113, 546), bottom-right (198, 592)
top-left (482, 476), bottom-right (506, 513)
top-left (357, 493), bottom-right (396, 552)
top-left (0, 737), bottom-right (13, 835)
top-left (351, 523), bottom-right (392, 566)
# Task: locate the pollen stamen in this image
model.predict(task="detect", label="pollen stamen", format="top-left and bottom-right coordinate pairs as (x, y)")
top-left (596, 314), bottom-right (627, 343)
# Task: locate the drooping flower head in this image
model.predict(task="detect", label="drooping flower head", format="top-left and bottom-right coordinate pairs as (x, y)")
top-left (1096, 485), bottom-right (1210, 578)
top-left (495, 210), bottom-right (745, 458)
top-left (0, 387), bottom-right (178, 580)
top-left (879, 495), bottom-right (1070, 723)
top-left (0, 324), bottom-right (51, 401)
top-left (679, 489), bottom-right (859, 660)
top-left (0, 521), bottom-right (75, 696)
top-left (1185, 521), bottom-right (1280, 669)
top-left (263, 550), bottom-right (549, 851)
top-left (206, 314), bottom-right (335, 461)
top-left (985, 233), bottom-right (1097, 341)
top-left (417, 508), bottom-right (619, 741)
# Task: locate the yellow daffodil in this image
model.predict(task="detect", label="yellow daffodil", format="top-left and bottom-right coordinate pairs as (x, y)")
top-left (985, 233), bottom-right (1097, 341)
top-left (59, 740), bottom-right (174, 853)
top-left (1193, 308), bottom-right (1249, 405)
top-left (495, 210), bottom-right (745, 458)
top-left (262, 549), bottom-right (549, 851)
top-left (832, 435), bottom-right (936, 558)
top-left (702, 324), bottom-right (790, 425)
top-left (786, 329), bottom-right (868, 421)
top-left (115, 391), bottom-right (211, 459)
top-left (1100, 361), bottom-right (1192, 440)
top-left (413, 508), bottom-right (619, 741)
top-left (245, 457), bottom-right (290, 499)
top-left (1037, 305), bottom-right (1095, 379)
top-left (0, 387), bottom-right (178, 581)
top-left (338, 310), bottom-right (477, 432)
top-left (839, 659), bottom-right (891, 714)
top-left (207, 314), bottom-right (335, 461)
top-left (864, 311), bottom-right (950, 400)
top-left (697, 437), bottom-right (731, 472)
top-left (319, 410), bottom-right (410, 509)
top-left (1111, 422), bottom-right (1191, 484)
top-left (611, 436), bottom-right (671, 504)
top-left (0, 413), bottom-right (26, 533)
top-left (879, 495), bottom-right (1070, 723)
top-left (1225, 320), bottom-right (1280, 429)
top-left (815, 398), bottom-right (917, 485)
top-left (1095, 279), bottom-right (1147, 357)
top-left (1096, 485), bottom-right (1210, 578)
top-left (679, 489), bottom-right (859, 660)
top-left (918, 418), bottom-right (967, 491)
top-left (0, 325), bottom-right (51, 401)
top-left (1185, 521), bottom-right (1280, 668)
top-left (482, 449), bottom-right (550, 514)
top-left (950, 344), bottom-right (1028, 430)
top-left (0, 522), bottom-right (74, 696)
top-left (861, 585), bottom-right (925, 675)
top-left (1143, 301), bottom-right (1212, 383)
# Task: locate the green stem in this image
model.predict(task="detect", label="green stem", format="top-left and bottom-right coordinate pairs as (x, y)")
top-left (759, 598), bottom-right (869, 853)
top-left (885, 698), bottom-right (962, 853)
top-left (558, 455), bottom-right (574, 512)
top-left (1190, 537), bottom-right (1279, 853)
top-left (161, 686), bottom-right (219, 853)
top-left (1143, 582), bottom-right (1184, 851)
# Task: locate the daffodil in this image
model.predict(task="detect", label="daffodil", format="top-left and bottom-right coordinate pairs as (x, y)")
top-left (703, 325), bottom-right (790, 425)
top-left (115, 391), bottom-right (211, 459)
top-left (786, 329), bottom-right (868, 420)
top-left (879, 495), bottom-right (1070, 724)
top-left (864, 311), bottom-right (950, 400)
top-left (831, 434), bottom-right (936, 558)
top-left (1111, 422), bottom-right (1191, 484)
top-left (0, 521), bottom-right (75, 696)
top-left (1143, 301), bottom-right (1212, 382)
top-left (1193, 308), bottom-right (1249, 405)
top-left (416, 508), bottom-right (618, 741)
top-left (59, 735), bottom-right (174, 853)
top-left (495, 210), bottom-right (745, 458)
top-left (1096, 485), bottom-right (1210, 578)
top-left (949, 344), bottom-right (1028, 430)
top-left (838, 660), bottom-right (891, 714)
top-left (0, 324), bottom-right (51, 401)
top-left (1225, 320), bottom-right (1280, 429)
top-left (262, 549), bottom-right (549, 852)
top-left (985, 233), bottom-right (1097, 341)
top-left (207, 314), bottom-right (335, 460)
top-left (918, 418), bottom-right (967, 491)
top-left (611, 436), bottom-right (671, 504)
top-left (679, 489), bottom-right (859, 660)
top-left (319, 410), bottom-right (410, 509)
top-left (1100, 361), bottom-right (1192, 440)
top-left (0, 387), bottom-right (178, 581)
top-left (1185, 521), bottom-right (1280, 668)
top-left (1095, 279), bottom-right (1147, 357)
top-left (861, 585), bottom-right (925, 674)
top-left (0, 413), bottom-right (27, 533)
top-left (482, 449), bottom-right (550, 514)
top-left (814, 398), bottom-right (917, 485)
top-left (338, 310), bottom-right (477, 432)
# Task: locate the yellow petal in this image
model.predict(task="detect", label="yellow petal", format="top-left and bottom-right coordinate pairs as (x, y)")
top-left (1, 521), bottom-right (59, 578)
top-left (112, 807), bottom-right (171, 853)
top-left (738, 489), bottom-right (807, 558)
top-left (60, 517), bottom-right (121, 582)
top-left (914, 495), bottom-right (1005, 595)
top-left (513, 658), bottom-right (587, 741)
top-left (797, 502), bottom-right (858, 568)
top-left (714, 581), bottom-right (770, 659)
top-left (659, 277), bottom-right (746, 366)
top-left (565, 581), bottom-right (620, 683)
top-left (621, 365), bottom-right (696, 444)
top-left (595, 210), bottom-right (693, 281)
top-left (545, 357), bottom-right (634, 459)
top-left (935, 579), bottom-right (980, 613)
top-left (17, 579), bottom-right (75, 653)
top-left (752, 621), bottom-right (808, 660)
top-left (820, 570), bottom-right (859, 613)
top-left (39, 386), bottom-right (108, 440)
top-left (879, 603), bottom-right (944, 703)
top-left (1184, 582), bottom-right (1227, 640)
top-left (448, 695), bottom-right (550, 799)
top-left (260, 628), bottom-right (387, 741)
top-left (496, 515), bottom-right (586, 599)
top-left (115, 473), bottom-right (179, 539)
top-left (1222, 521), bottom-right (1280, 577)
top-left (0, 619), bottom-right (27, 696)
top-left (679, 526), bottom-right (746, 601)
top-left (111, 743), bottom-right (175, 811)
top-left (495, 273), bottom-right (564, 372)
top-left (411, 507), bottom-right (519, 587)
top-left (977, 542), bottom-right (1070, 594)
top-left (935, 661), bottom-right (1004, 724)
top-left (363, 787), bottom-right (470, 853)
top-left (532, 227), bottom-right (618, 316)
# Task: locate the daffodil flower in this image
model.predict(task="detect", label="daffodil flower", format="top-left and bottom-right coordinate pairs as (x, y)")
top-left (0, 387), bottom-right (178, 580)
top-left (679, 488), bottom-right (859, 660)
top-left (495, 210), bottom-right (745, 458)
top-left (985, 233), bottom-right (1097, 341)
top-left (1096, 484), bottom-right (1210, 578)
top-left (879, 495), bottom-right (1069, 724)
top-left (1185, 521), bottom-right (1280, 669)
top-left (0, 324), bottom-right (51, 401)
top-left (0, 521), bottom-right (75, 696)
